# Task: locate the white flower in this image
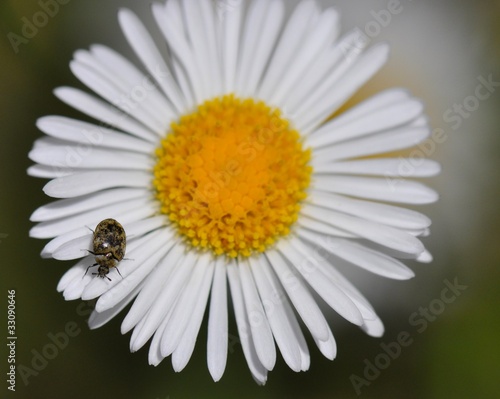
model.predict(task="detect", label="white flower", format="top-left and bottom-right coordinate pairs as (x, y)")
top-left (28, 0), bottom-right (439, 384)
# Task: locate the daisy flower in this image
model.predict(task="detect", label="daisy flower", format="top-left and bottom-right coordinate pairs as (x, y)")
top-left (28, 0), bottom-right (440, 384)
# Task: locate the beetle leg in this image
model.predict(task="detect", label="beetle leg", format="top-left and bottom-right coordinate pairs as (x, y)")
top-left (92, 272), bottom-right (112, 281)
top-left (83, 263), bottom-right (98, 279)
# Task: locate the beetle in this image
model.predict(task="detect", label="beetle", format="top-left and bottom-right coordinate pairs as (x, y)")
top-left (84, 218), bottom-right (126, 281)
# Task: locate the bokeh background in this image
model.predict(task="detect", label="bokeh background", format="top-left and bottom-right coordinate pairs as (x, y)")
top-left (1, 0), bottom-right (499, 398)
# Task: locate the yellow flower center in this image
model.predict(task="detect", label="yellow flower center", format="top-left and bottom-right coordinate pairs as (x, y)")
top-left (153, 95), bottom-right (312, 258)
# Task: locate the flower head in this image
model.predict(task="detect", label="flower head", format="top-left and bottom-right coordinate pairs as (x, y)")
top-left (29, 0), bottom-right (439, 384)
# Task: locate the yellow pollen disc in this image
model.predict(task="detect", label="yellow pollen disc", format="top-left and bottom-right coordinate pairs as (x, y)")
top-left (153, 95), bottom-right (312, 258)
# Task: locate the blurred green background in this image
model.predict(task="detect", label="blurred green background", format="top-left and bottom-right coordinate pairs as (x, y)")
top-left (1, 0), bottom-right (499, 398)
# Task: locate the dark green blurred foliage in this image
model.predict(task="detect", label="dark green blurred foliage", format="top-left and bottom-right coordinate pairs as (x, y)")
top-left (1, 1), bottom-right (499, 398)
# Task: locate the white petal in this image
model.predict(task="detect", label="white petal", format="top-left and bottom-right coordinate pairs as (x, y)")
top-left (129, 310), bottom-right (150, 352)
top-left (41, 227), bottom-right (94, 258)
top-left (361, 317), bottom-right (385, 338)
top-left (286, 31), bottom-right (368, 118)
top-left (36, 116), bottom-right (156, 154)
top-left (118, 8), bottom-right (186, 114)
top-left (300, 204), bottom-right (425, 256)
top-left (269, 7), bottom-right (339, 108)
top-left (313, 158), bottom-right (441, 178)
top-left (194, 0), bottom-right (222, 97)
top-left (43, 170), bottom-right (151, 198)
top-left (360, 239), bottom-right (426, 261)
top-left (311, 126), bottom-right (430, 163)
top-left (399, 228), bottom-right (430, 238)
top-left (299, 240), bottom-right (381, 321)
top-left (297, 215), bottom-right (356, 238)
top-left (57, 258), bottom-right (89, 293)
top-left (238, 0), bottom-right (284, 97)
top-left (312, 176), bottom-right (439, 204)
top-left (207, 258), bottom-right (229, 382)
top-left (53, 234), bottom-right (92, 261)
top-left (30, 197), bottom-right (154, 238)
top-left (164, 0), bottom-right (186, 38)
top-left (82, 229), bottom-right (169, 301)
top-left (290, 28), bottom-right (371, 125)
top-left (278, 239), bottom-right (364, 326)
top-left (321, 280), bottom-right (377, 323)
top-left (235, 0), bottom-right (272, 96)
top-left (265, 250), bottom-right (330, 342)
top-left (147, 306), bottom-right (173, 366)
top-left (305, 192), bottom-right (432, 230)
top-left (297, 43), bottom-right (390, 134)
top-left (417, 249), bottom-right (433, 263)
top-left (70, 60), bottom-right (164, 133)
top-left (94, 230), bottom-right (175, 312)
top-left (312, 88), bottom-right (411, 136)
top-left (120, 243), bottom-right (185, 333)
top-left (62, 258), bottom-right (94, 300)
top-left (128, 251), bottom-right (196, 351)
top-left (73, 49), bottom-right (171, 131)
top-left (262, 254), bottom-right (311, 370)
top-left (122, 215), bottom-right (168, 239)
top-left (152, 2), bottom-right (204, 105)
top-left (90, 44), bottom-right (174, 119)
top-left (31, 188), bottom-right (148, 222)
top-left (88, 283), bottom-right (143, 330)
top-left (160, 254), bottom-right (211, 357)
top-left (54, 87), bottom-right (158, 142)
top-left (172, 259), bottom-right (214, 372)
top-left (307, 97), bottom-right (424, 147)
top-left (258, 0), bottom-right (320, 101)
top-left (52, 216), bottom-right (167, 261)
top-left (250, 256), bottom-right (303, 372)
top-left (313, 327), bottom-right (337, 360)
top-left (41, 205), bottom-right (157, 258)
top-left (279, 289), bottom-right (311, 371)
top-left (298, 229), bottom-right (415, 280)
top-left (169, 53), bottom-right (196, 112)
top-left (28, 164), bottom-right (72, 179)
top-left (219, 0), bottom-right (244, 93)
top-left (160, 0), bottom-right (195, 108)
top-left (227, 261), bottom-right (268, 385)
top-left (238, 258), bottom-right (276, 371)
top-left (180, 0), bottom-right (219, 100)
top-left (30, 139), bottom-right (153, 171)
